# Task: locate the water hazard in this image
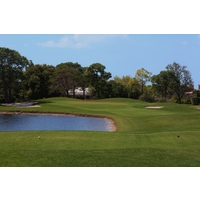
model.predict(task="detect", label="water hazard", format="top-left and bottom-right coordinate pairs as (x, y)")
top-left (0, 113), bottom-right (111, 132)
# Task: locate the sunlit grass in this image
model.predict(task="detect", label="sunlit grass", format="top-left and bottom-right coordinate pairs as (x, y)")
top-left (1, 97), bottom-right (200, 166)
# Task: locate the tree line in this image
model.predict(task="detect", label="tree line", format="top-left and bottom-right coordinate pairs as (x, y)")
top-left (0, 47), bottom-right (196, 104)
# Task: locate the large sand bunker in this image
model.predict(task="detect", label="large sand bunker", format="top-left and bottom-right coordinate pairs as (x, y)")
top-left (1, 102), bottom-right (40, 108)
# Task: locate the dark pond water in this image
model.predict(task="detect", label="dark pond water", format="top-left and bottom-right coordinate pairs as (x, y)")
top-left (0, 114), bottom-right (111, 131)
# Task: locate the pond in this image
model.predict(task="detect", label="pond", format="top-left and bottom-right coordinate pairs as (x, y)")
top-left (0, 113), bottom-right (112, 132)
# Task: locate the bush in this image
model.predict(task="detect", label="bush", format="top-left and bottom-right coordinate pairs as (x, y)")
top-left (0, 94), bottom-right (4, 103)
top-left (139, 93), bottom-right (155, 103)
top-left (75, 95), bottom-right (84, 100)
top-left (181, 98), bottom-right (191, 104)
top-left (158, 97), bottom-right (167, 102)
top-left (191, 97), bottom-right (200, 105)
top-left (130, 90), bottom-right (141, 99)
top-left (171, 95), bottom-right (178, 103)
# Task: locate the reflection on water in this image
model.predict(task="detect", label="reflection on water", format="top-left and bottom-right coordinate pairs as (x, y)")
top-left (0, 114), bottom-right (110, 131)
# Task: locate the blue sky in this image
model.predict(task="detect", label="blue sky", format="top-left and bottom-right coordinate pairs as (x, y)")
top-left (1, 1), bottom-right (200, 199)
top-left (0, 34), bottom-right (200, 88)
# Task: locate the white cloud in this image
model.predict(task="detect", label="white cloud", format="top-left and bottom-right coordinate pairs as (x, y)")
top-left (36, 34), bottom-right (128, 49)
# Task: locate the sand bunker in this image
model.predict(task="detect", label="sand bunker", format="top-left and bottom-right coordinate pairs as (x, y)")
top-left (144, 106), bottom-right (164, 109)
top-left (23, 105), bottom-right (41, 108)
top-left (1, 102), bottom-right (40, 108)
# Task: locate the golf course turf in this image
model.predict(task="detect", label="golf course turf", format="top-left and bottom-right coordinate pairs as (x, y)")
top-left (0, 97), bottom-right (200, 167)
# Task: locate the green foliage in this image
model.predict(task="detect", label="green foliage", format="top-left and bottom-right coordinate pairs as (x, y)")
top-left (23, 64), bottom-right (55, 100)
top-left (191, 97), bottom-right (200, 105)
top-left (0, 47), bottom-right (195, 106)
top-left (50, 62), bottom-right (85, 98)
top-left (166, 62), bottom-right (193, 104)
top-left (0, 94), bottom-right (4, 103)
top-left (193, 90), bottom-right (200, 97)
top-left (181, 98), bottom-right (191, 104)
top-left (135, 68), bottom-right (152, 94)
top-left (86, 63), bottom-right (112, 99)
top-left (139, 92), bottom-right (155, 102)
top-left (0, 47), bottom-right (31, 103)
top-left (171, 95), bottom-right (178, 103)
top-left (157, 97), bottom-right (167, 102)
top-left (151, 70), bottom-right (175, 98)
top-left (111, 81), bottom-right (128, 98)
top-left (173, 96), bottom-right (192, 105)
top-left (130, 89), bottom-right (141, 99)
top-left (113, 75), bottom-right (140, 98)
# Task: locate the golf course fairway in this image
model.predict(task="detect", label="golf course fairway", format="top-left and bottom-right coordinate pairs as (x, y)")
top-left (0, 97), bottom-right (200, 167)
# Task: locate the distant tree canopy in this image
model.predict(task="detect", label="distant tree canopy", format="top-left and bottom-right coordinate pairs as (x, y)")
top-left (151, 62), bottom-right (193, 104)
top-left (135, 68), bottom-right (152, 95)
top-left (23, 64), bottom-right (55, 100)
top-left (151, 70), bottom-right (175, 98)
top-left (0, 47), bottom-right (195, 103)
top-left (50, 62), bottom-right (85, 98)
top-left (0, 47), bottom-right (31, 103)
top-left (86, 63), bottom-right (112, 99)
top-left (166, 62), bottom-right (193, 104)
top-left (114, 76), bottom-right (141, 99)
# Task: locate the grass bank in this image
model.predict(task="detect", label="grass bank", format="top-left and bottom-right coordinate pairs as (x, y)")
top-left (1, 97), bottom-right (200, 166)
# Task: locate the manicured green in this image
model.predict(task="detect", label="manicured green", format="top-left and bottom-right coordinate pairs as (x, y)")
top-left (1, 97), bottom-right (200, 166)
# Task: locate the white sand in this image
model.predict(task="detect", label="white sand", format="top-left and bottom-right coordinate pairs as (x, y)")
top-left (144, 106), bottom-right (164, 109)
top-left (22, 105), bottom-right (41, 108)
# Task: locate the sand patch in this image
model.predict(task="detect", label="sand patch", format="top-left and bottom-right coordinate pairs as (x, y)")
top-left (106, 118), bottom-right (117, 132)
top-left (1, 102), bottom-right (40, 108)
top-left (144, 106), bottom-right (164, 109)
top-left (22, 105), bottom-right (41, 108)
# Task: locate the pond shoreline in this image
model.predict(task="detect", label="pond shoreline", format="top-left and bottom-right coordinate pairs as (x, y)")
top-left (0, 111), bottom-right (117, 132)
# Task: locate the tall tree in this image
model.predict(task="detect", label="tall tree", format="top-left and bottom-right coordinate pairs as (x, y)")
top-left (135, 68), bottom-right (152, 94)
top-left (50, 67), bottom-right (71, 97)
top-left (166, 62), bottom-right (193, 104)
top-left (0, 47), bottom-right (30, 103)
top-left (114, 75), bottom-right (140, 98)
top-left (86, 63), bottom-right (111, 99)
top-left (51, 62), bottom-right (84, 98)
top-left (151, 70), bottom-right (175, 98)
top-left (24, 64), bottom-right (55, 100)
top-left (106, 80), bottom-right (128, 98)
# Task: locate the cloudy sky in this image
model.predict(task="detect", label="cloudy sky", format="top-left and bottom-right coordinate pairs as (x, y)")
top-left (1, 34), bottom-right (200, 88)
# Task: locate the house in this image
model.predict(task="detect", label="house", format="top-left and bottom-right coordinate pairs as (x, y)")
top-left (184, 84), bottom-right (200, 98)
top-left (68, 87), bottom-right (91, 98)
top-left (185, 91), bottom-right (193, 98)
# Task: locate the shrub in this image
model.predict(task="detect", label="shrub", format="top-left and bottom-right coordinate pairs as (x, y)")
top-left (130, 90), bottom-right (141, 99)
top-left (158, 97), bottom-right (167, 102)
top-left (75, 95), bottom-right (84, 100)
top-left (171, 95), bottom-right (178, 103)
top-left (181, 98), bottom-right (191, 104)
top-left (139, 93), bottom-right (155, 103)
top-left (191, 97), bottom-right (200, 105)
top-left (0, 94), bottom-right (4, 103)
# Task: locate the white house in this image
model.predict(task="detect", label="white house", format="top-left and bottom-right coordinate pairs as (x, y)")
top-left (68, 87), bottom-right (91, 97)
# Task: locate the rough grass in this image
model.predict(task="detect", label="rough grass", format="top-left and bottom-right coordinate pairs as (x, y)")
top-left (1, 97), bottom-right (200, 166)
